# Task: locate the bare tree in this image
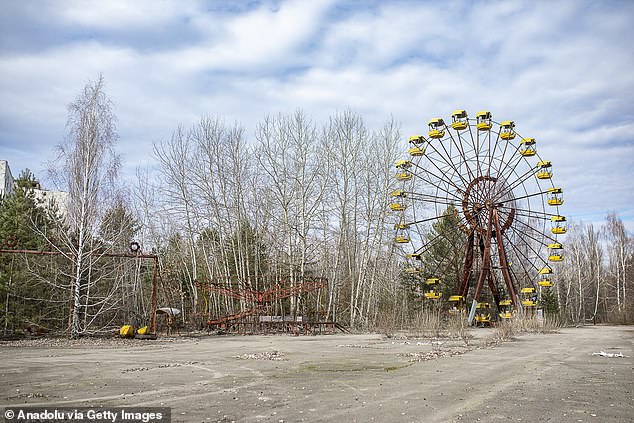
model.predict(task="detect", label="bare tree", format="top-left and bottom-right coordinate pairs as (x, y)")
top-left (47, 75), bottom-right (121, 338)
top-left (604, 212), bottom-right (631, 316)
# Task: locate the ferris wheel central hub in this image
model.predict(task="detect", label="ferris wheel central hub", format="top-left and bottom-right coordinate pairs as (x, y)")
top-left (462, 175), bottom-right (515, 235)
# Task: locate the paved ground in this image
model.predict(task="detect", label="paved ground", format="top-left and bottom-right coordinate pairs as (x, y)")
top-left (1, 325), bottom-right (632, 422)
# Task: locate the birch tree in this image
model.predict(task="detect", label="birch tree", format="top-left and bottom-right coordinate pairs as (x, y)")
top-left (43, 76), bottom-right (122, 337)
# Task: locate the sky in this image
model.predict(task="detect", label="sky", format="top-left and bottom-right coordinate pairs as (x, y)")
top-left (0, 0), bottom-right (633, 231)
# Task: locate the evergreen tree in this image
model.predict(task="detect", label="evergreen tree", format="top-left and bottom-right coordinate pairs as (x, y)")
top-left (0, 171), bottom-right (63, 335)
top-left (421, 205), bottom-right (466, 298)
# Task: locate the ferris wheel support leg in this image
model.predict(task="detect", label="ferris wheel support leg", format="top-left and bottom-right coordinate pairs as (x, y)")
top-left (492, 209), bottom-right (519, 307)
top-left (487, 272), bottom-right (501, 309)
top-left (459, 233), bottom-right (475, 297)
top-left (470, 209), bottom-right (494, 324)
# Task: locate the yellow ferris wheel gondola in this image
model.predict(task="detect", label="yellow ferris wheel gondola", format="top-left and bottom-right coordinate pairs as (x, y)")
top-left (536, 160), bottom-right (553, 179)
top-left (548, 243), bottom-right (564, 262)
top-left (519, 138), bottom-right (536, 156)
top-left (499, 121), bottom-right (516, 140)
top-left (428, 118), bottom-right (445, 139)
top-left (424, 290), bottom-right (442, 299)
top-left (394, 223), bottom-right (410, 243)
top-left (395, 159), bottom-right (413, 181)
top-left (408, 135), bottom-right (426, 156)
top-left (538, 265), bottom-right (554, 287)
top-left (551, 215), bottom-right (567, 234)
top-left (475, 111), bottom-right (492, 130)
top-left (451, 110), bottom-right (468, 130)
top-left (547, 188), bottom-right (564, 206)
top-left (520, 287), bottom-right (537, 307)
top-left (389, 189), bottom-right (407, 211)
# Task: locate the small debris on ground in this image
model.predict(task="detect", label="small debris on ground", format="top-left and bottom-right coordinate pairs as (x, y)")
top-left (398, 350), bottom-right (466, 362)
top-left (591, 351), bottom-right (629, 358)
top-left (234, 351), bottom-right (285, 361)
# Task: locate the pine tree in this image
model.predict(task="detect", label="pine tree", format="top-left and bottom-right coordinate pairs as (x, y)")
top-left (0, 171), bottom-right (61, 335)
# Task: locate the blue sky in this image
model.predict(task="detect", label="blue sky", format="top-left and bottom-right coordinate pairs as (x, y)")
top-left (0, 0), bottom-right (633, 230)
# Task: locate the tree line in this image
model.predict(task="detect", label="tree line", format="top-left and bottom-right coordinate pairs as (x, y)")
top-left (0, 78), bottom-right (631, 338)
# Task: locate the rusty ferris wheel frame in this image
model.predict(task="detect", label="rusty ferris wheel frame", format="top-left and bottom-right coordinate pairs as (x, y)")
top-left (392, 110), bottom-right (566, 322)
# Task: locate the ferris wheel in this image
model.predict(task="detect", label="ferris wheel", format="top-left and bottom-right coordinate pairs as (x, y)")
top-left (392, 110), bottom-right (565, 322)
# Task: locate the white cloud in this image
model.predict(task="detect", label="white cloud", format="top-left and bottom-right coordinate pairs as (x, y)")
top-left (0, 0), bottom-right (633, 230)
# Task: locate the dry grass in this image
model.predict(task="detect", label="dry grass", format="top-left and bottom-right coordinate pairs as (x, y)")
top-left (486, 314), bottom-right (562, 346)
top-left (411, 309), bottom-right (443, 338)
top-left (446, 314), bottom-right (473, 346)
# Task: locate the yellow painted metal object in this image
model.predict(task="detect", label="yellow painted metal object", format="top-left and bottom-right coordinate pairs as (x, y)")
top-left (536, 160), bottom-right (553, 179)
top-left (499, 311), bottom-right (514, 319)
top-left (408, 137), bottom-right (426, 155)
top-left (521, 287), bottom-right (536, 294)
top-left (119, 325), bottom-right (135, 338)
top-left (394, 223), bottom-right (409, 244)
top-left (538, 280), bottom-right (554, 287)
top-left (395, 159), bottom-right (412, 168)
top-left (428, 118), bottom-right (446, 139)
top-left (476, 302), bottom-right (490, 309)
top-left (395, 171), bottom-right (413, 181)
top-left (409, 146), bottom-right (426, 156)
top-left (389, 189), bottom-right (407, 211)
top-left (521, 299), bottom-right (537, 307)
top-left (539, 266), bottom-right (553, 275)
top-left (137, 326), bottom-right (148, 335)
top-left (519, 138), bottom-right (536, 156)
top-left (476, 111), bottom-right (492, 130)
top-left (449, 295), bottom-right (464, 302)
top-left (451, 109), bottom-right (468, 130)
top-left (548, 242), bottom-right (564, 262)
top-left (547, 187), bottom-right (564, 206)
top-left (448, 307), bottom-right (464, 316)
top-left (499, 299), bottom-right (512, 306)
top-left (425, 277), bottom-right (440, 285)
top-left (551, 215), bottom-right (567, 234)
top-left (500, 120), bottom-right (516, 140)
top-left (424, 291), bottom-right (442, 299)
top-left (475, 313), bottom-right (491, 323)
top-left (394, 222), bottom-right (410, 243)
top-left (407, 253), bottom-right (421, 260)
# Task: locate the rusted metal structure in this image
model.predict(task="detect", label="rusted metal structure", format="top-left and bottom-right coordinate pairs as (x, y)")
top-left (393, 110), bottom-right (566, 323)
top-left (196, 276), bottom-right (338, 334)
top-left (0, 236), bottom-right (160, 336)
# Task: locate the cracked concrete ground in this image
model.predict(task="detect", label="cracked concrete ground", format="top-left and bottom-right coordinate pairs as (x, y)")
top-left (1, 325), bottom-right (632, 422)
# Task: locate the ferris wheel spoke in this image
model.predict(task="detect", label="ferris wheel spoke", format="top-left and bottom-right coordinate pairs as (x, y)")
top-left (406, 213), bottom-right (458, 226)
top-left (411, 170), bottom-right (463, 202)
top-left (412, 231), bottom-right (446, 255)
top-left (493, 132), bottom-right (531, 187)
top-left (408, 193), bottom-right (461, 208)
top-left (496, 190), bottom-right (549, 205)
top-left (492, 166), bottom-right (539, 203)
top-left (502, 231), bottom-right (547, 277)
top-left (446, 130), bottom-right (477, 182)
top-left (424, 140), bottom-right (472, 188)
top-left (497, 204), bottom-right (558, 219)
top-left (505, 219), bottom-right (553, 254)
